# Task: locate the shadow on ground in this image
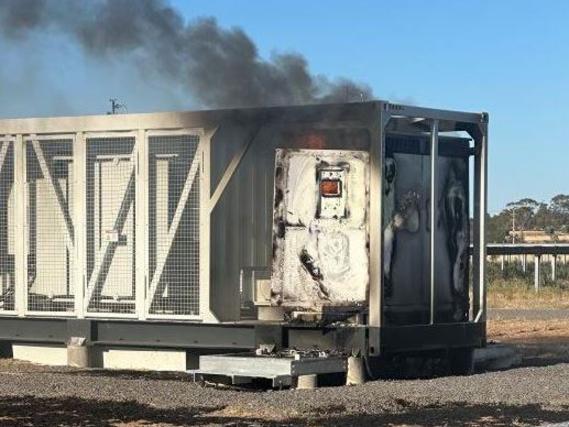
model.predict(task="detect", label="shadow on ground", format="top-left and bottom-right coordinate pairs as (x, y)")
top-left (0, 396), bottom-right (568, 426)
top-left (500, 334), bottom-right (569, 369)
top-left (314, 401), bottom-right (569, 426)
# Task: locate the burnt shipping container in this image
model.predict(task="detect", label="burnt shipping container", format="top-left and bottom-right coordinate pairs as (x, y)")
top-left (0, 101), bottom-right (488, 371)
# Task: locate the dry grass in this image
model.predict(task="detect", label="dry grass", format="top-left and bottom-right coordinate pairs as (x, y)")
top-left (488, 277), bottom-right (569, 309)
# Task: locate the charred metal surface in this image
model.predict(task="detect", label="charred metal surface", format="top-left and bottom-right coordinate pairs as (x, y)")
top-left (382, 135), bottom-right (471, 325)
top-left (286, 326), bottom-right (367, 354)
top-left (209, 107), bottom-right (373, 321)
top-left (379, 322), bottom-right (486, 353)
top-left (443, 161), bottom-right (469, 321)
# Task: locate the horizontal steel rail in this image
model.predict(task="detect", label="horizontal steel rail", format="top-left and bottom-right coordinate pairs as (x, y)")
top-left (474, 244), bottom-right (569, 256)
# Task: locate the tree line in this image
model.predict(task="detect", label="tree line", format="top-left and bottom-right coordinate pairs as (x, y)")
top-left (487, 194), bottom-right (569, 243)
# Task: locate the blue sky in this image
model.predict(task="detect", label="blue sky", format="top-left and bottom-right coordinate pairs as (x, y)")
top-left (1, 0), bottom-right (568, 213)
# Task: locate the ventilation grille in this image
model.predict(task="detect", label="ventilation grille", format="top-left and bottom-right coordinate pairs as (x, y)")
top-left (0, 141), bottom-right (15, 312)
top-left (86, 137), bottom-right (136, 314)
top-left (147, 134), bottom-right (200, 316)
top-left (26, 140), bottom-right (74, 313)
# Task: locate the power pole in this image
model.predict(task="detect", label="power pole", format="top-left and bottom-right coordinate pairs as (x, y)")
top-left (107, 98), bottom-right (126, 115)
top-left (512, 208), bottom-right (516, 244)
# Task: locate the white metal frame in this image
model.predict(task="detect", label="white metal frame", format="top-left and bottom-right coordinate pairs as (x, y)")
top-left (0, 136), bottom-right (17, 316)
top-left (143, 128), bottom-right (212, 322)
top-left (0, 112), bottom-right (225, 322)
top-left (83, 130), bottom-right (138, 319)
top-left (0, 111), bottom-right (220, 322)
top-left (22, 135), bottom-right (76, 317)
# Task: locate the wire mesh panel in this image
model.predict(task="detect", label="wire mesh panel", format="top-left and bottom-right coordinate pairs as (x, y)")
top-left (147, 134), bottom-right (200, 317)
top-left (0, 140), bottom-right (15, 312)
top-left (86, 137), bottom-right (136, 315)
top-left (25, 139), bottom-right (75, 313)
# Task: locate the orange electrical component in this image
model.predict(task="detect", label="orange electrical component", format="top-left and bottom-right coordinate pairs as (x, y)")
top-left (320, 179), bottom-right (341, 197)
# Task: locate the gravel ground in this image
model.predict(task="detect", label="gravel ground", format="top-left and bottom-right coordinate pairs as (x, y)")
top-left (1, 361), bottom-right (569, 426)
top-left (1, 316), bottom-right (569, 426)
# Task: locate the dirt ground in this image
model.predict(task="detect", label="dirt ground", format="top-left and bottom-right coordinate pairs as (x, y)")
top-left (0, 314), bottom-right (569, 426)
top-left (489, 316), bottom-right (569, 367)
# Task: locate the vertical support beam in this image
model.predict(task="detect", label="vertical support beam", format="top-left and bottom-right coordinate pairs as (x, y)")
top-left (13, 135), bottom-right (25, 316)
top-left (0, 141), bottom-right (9, 172)
top-left (368, 102), bottom-right (387, 355)
top-left (429, 119), bottom-right (439, 325)
top-left (500, 255), bottom-right (505, 272)
top-left (551, 255), bottom-right (557, 282)
top-left (74, 132), bottom-right (87, 318)
top-left (200, 128), bottom-right (216, 322)
top-left (472, 116), bottom-right (488, 322)
top-left (135, 129), bottom-right (148, 320)
top-left (534, 255), bottom-right (540, 292)
top-left (522, 254), bottom-right (527, 273)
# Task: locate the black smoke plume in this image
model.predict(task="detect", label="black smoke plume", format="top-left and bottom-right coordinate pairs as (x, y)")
top-left (0, 0), bottom-right (373, 108)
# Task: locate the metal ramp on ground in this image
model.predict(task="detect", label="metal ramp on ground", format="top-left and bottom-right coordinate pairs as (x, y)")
top-left (196, 352), bottom-right (347, 387)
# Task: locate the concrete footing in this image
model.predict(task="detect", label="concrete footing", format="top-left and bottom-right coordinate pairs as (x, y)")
top-left (346, 356), bottom-right (366, 385)
top-left (67, 344), bottom-right (90, 368)
top-left (13, 344), bottom-right (68, 366)
top-left (12, 343), bottom-right (189, 371)
top-left (296, 374), bottom-right (318, 389)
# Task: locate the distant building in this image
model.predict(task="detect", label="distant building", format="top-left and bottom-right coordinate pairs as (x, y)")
top-left (509, 230), bottom-right (569, 243)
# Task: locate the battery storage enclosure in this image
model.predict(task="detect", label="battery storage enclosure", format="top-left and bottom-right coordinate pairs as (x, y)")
top-left (0, 101), bottom-right (487, 359)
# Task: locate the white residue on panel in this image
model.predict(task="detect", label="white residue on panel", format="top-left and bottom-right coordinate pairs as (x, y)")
top-left (271, 149), bottom-right (369, 310)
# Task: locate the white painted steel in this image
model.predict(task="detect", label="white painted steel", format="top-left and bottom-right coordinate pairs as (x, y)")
top-left (0, 114), bottom-right (217, 322)
top-left (0, 139), bottom-right (15, 314)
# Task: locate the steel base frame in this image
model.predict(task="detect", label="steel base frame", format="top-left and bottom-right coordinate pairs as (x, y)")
top-left (0, 317), bottom-right (485, 357)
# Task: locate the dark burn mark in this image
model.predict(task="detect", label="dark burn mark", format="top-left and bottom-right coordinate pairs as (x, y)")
top-left (299, 247), bottom-right (330, 300)
top-left (274, 188), bottom-right (284, 208)
top-left (299, 249), bottom-right (323, 281)
top-left (276, 220), bottom-right (286, 239)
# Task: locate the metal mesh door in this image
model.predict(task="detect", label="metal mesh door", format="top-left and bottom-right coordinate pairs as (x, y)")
top-left (25, 140), bottom-right (75, 313)
top-left (86, 137), bottom-right (136, 315)
top-left (147, 134), bottom-right (200, 316)
top-left (0, 140), bottom-right (15, 312)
